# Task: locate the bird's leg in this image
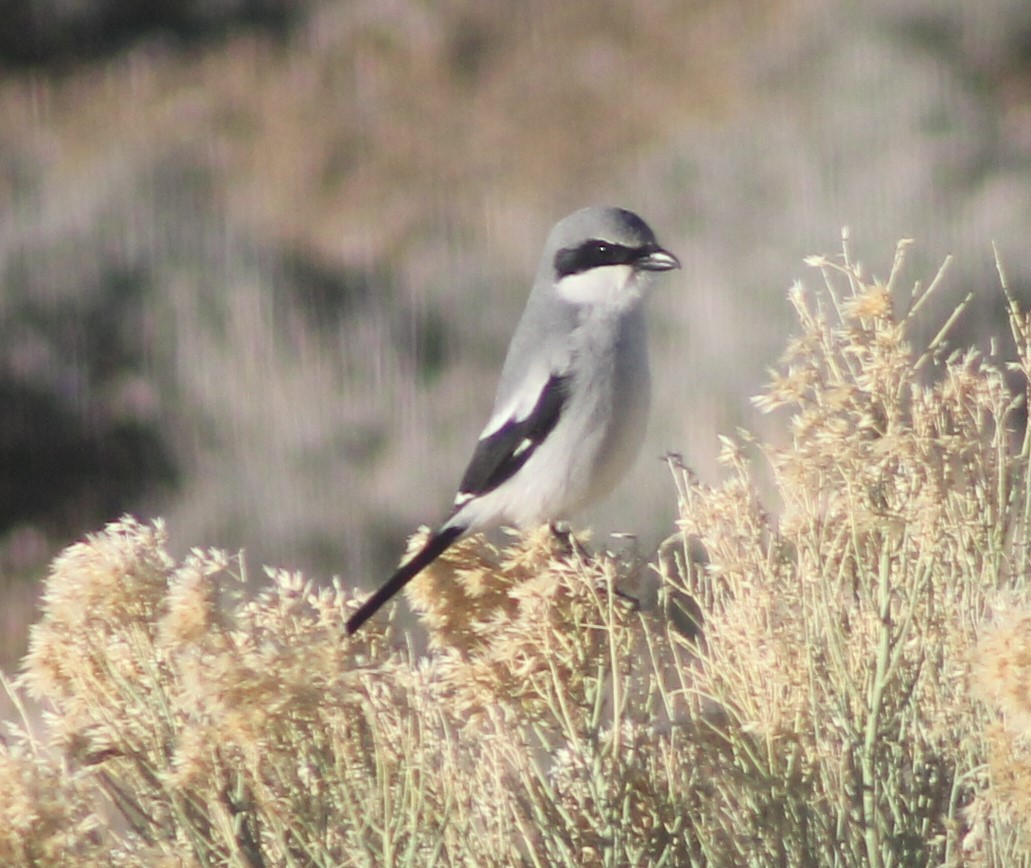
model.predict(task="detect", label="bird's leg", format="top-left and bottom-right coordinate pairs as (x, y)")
top-left (613, 585), bottom-right (641, 611)
top-left (548, 522), bottom-right (640, 610)
top-left (549, 520), bottom-right (590, 559)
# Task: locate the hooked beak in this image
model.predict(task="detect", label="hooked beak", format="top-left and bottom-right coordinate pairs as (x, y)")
top-left (635, 245), bottom-right (681, 272)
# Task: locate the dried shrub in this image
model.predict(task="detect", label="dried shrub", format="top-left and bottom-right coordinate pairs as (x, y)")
top-left (3, 238), bottom-right (1030, 866)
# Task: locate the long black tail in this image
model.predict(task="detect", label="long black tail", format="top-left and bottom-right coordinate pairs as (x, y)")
top-left (346, 525), bottom-right (464, 635)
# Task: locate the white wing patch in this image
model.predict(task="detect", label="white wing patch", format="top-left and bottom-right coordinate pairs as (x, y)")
top-left (478, 368), bottom-right (555, 440)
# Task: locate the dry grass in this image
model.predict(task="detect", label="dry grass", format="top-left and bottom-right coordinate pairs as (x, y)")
top-left (3, 238), bottom-right (1031, 865)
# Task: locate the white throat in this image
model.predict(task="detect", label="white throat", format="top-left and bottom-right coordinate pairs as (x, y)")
top-left (554, 264), bottom-right (639, 307)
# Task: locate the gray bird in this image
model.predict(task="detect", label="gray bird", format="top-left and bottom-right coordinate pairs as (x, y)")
top-left (346, 206), bottom-right (680, 635)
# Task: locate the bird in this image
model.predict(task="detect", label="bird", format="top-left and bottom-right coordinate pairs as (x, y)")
top-left (346, 206), bottom-right (680, 635)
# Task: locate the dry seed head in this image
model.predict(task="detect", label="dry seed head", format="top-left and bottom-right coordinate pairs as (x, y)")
top-left (844, 282), bottom-right (892, 320)
top-left (158, 558), bottom-right (222, 650)
top-left (973, 612), bottom-right (1031, 736)
top-left (22, 517), bottom-right (173, 701)
top-left (36, 517), bottom-right (170, 627)
top-left (422, 532), bottom-right (636, 727)
top-left (404, 530), bottom-right (517, 651)
top-left (0, 744), bottom-right (101, 863)
top-left (981, 720), bottom-right (1031, 843)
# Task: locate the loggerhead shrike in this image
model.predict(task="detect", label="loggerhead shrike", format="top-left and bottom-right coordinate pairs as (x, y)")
top-left (346, 206), bottom-right (680, 635)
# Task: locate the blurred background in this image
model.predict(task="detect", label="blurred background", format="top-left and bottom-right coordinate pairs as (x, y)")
top-left (2, 0), bottom-right (1031, 670)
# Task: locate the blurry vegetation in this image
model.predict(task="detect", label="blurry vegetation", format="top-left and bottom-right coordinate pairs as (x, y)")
top-left (0, 0), bottom-right (784, 670)
top-left (2, 242), bottom-right (1031, 864)
top-left (0, 0), bottom-right (303, 67)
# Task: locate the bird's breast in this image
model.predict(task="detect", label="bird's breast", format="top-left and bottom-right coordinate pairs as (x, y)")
top-left (560, 305), bottom-right (652, 508)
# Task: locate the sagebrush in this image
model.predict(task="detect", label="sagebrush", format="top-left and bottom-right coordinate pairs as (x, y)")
top-left (2, 240), bottom-right (1030, 866)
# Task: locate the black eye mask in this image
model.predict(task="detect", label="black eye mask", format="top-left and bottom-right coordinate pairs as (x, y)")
top-left (553, 239), bottom-right (644, 277)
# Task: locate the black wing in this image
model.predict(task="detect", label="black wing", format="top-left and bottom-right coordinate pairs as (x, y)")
top-left (453, 373), bottom-right (570, 506)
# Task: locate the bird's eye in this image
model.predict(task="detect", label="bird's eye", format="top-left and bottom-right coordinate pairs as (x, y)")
top-left (586, 241), bottom-right (630, 267)
top-left (554, 240), bottom-right (632, 276)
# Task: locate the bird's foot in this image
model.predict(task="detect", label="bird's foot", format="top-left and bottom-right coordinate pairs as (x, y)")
top-left (549, 521), bottom-right (590, 560)
top-left (548, 522), bottom-right (640, 610)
